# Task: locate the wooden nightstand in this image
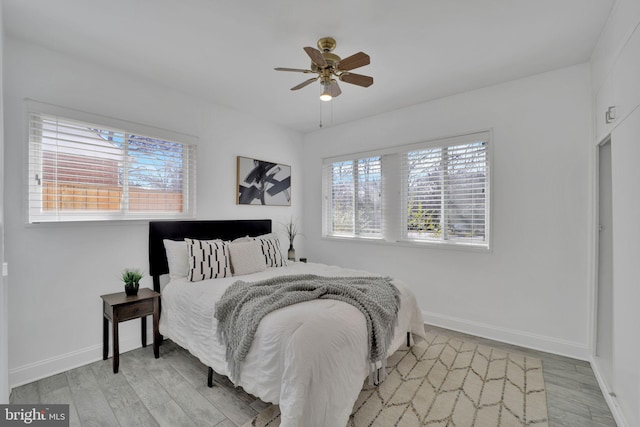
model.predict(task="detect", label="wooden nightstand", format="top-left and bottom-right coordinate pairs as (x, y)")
top-left (101, 288), bottom-right (160, 373)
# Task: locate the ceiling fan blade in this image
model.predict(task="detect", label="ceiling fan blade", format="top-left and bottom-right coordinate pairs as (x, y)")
top-left (274, 67), bottom-right (313, 73)
top-left (303, 46), bottom-right (328, 68)
top-left (290, 77), bottom-right (319, 91)
top-left (329, 80), bottom-right (342, 97)
top-left (337, 52), bottom-right (370, 71)
top-left (340, 72), bottom-right (374, 88)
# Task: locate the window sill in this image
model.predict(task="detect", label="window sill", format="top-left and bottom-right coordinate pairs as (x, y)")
top-left (321, 235), bottom-right (492, 253)
top-left (26, 215), bottom-right (196, 227)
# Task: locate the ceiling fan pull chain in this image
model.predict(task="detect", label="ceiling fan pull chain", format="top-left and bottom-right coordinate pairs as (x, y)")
top-left (330, 99), bottom-right (333, 126)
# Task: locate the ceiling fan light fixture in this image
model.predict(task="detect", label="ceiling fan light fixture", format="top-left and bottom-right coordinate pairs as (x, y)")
top-left (320, 82), bottom-right (332, 101)
top-left (276, 37), bottom-right (372, 103)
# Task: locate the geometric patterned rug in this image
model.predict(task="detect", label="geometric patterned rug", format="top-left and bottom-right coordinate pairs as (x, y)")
top-left (243, 332), bottom-right (549, 427)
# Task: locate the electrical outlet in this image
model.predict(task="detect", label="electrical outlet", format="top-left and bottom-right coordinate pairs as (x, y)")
top-left (2, 263), bottom-right (7, 277)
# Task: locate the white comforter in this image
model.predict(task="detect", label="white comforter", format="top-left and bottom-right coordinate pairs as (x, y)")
top-left (159, 262), bottom-right (426, 427)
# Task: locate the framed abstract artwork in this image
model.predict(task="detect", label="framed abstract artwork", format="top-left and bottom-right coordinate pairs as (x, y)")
top-left (236, 156), bottom-right (291, 206)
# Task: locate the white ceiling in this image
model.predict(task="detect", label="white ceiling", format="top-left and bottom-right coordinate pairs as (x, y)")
top-left (3, 0), bottom-right (614, 133)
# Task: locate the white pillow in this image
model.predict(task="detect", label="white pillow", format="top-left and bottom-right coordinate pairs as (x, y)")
top-left (255, 233), bottom-right (278, 240)
top-left (186, 238), bottom-right (231, 282)
top-left (229, 240), bottom-right (267, 276)
top-left (232, 236), bottom-right (253, 243)
top-left (163, 239), bottom-right (189, 280)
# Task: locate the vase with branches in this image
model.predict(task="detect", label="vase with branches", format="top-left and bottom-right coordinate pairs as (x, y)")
top-left (283, 217), bottom-right (298, 261)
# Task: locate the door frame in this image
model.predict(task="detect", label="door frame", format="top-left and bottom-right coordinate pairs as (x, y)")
top-left (591, 136), bottom-right (612, 360)
top-left (594, 138), bottom-right (614, 361)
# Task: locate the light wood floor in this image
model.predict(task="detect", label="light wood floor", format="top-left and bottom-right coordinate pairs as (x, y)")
top-left (10, 325), bottom-right (617, 427)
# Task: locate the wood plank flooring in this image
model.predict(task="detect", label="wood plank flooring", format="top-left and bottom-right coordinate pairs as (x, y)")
top-left (10, 325), bottom-right (617, 426)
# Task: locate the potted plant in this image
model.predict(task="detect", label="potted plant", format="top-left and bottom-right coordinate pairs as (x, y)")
top-left (283, 217), bottom-right (298, 261)
top-left (121, 268), bottom-right (143, 296)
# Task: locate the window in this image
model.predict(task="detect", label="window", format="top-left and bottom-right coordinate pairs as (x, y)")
top-left (402, 138), bottom-right (488, 246)
top-left (322, 131), bottom-right (490, 249)
top-left (323, 156), bottom-right (382, 238)
top-left (28, 106), bottom-right (196, 223)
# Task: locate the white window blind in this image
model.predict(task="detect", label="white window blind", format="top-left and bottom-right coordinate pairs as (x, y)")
top-left (28, 111), bottom-right (196, 223)
top-left (323, 156), bottom-right (382, 238)
top-left (402, 135), bottom-right (489, 246)
top-left (322, 131), bottom-right (490, 249)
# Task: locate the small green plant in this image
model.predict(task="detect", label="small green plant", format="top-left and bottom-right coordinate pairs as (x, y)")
top-left (121, 268), bottom-right (143, 286)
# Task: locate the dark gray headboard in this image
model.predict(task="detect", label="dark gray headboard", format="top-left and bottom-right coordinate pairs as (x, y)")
top-left (148, 219), bottom-right (272, 292)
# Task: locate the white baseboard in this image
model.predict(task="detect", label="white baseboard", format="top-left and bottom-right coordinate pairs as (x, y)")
top-left (9, 312), bottom-right (592, 390)
top-left (590, 357), bottom-right (629, 427)
top-left (9, 329), bottom-right (152, 389)
top-left (422, 310), bottom-right (590, 360)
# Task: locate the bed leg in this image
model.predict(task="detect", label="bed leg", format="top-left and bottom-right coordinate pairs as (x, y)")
top-left (207, 367), bottom-right (214, 388)
top-left (373, 368), bottom-right (381, 386)
top-left (407, 332), bottom-right (412, 347)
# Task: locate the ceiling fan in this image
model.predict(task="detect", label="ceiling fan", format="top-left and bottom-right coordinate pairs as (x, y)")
top-left (275, 37), bottom-right (373, 101)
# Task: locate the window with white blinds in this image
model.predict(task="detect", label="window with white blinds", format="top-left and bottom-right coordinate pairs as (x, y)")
top-left (322, 131), bottom-right (490, 249)
top-left (28, 109), bottom-right (196, 223)
top-left (402, 136), bottom-right (489, 246)
top-left (322, 156), bottom-right (382, 238)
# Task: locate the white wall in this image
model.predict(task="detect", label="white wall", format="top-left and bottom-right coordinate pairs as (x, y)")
top-left (590, 0), bottom-right (640, 96)
top-left (303, 64), bottom-right (593, 359)
top-left (3, 38), bottom-right (303, 387)
top-left (0, 1), bottom-right (10, 404)
top-left (608, 110), bottom-right (640, 427)
top-left (590, 1), bottom-right (640, 425)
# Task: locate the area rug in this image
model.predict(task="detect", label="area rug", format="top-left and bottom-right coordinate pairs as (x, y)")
top-left (243, 332), bottom-right (549, 427)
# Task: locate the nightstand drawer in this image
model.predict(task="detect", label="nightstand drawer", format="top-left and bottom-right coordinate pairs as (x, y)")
top-left (117, 300), bottom-right (154, 321)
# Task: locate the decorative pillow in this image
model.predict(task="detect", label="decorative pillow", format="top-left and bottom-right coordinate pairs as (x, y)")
top-left (256, 236), bottom-right (287, 267)
top-left (232, 236), bottom-right (253, 243)
top-left (229, 240), bottom-right (267, 276)
top-left (185, 238), bottom-right (231, 282)
top-left (255, 233), bottom-right (278, 240)
top-left (163, 239), bottom-right (189, 280)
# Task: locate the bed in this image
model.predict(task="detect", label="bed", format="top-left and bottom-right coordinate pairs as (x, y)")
top-left (149, 219), bottom-right (426, 427)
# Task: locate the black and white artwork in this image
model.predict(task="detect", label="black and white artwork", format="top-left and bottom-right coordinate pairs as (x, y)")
top-left (236, 156), bottom-right (291, 206)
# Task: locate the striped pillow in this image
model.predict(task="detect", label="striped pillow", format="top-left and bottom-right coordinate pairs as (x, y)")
top-left (186, 238), bottom-right (231, 282)
top-left (257, 236), bottom-right (287, 267)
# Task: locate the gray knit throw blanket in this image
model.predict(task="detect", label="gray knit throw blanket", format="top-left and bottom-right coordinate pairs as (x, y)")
top-left (214, 274), bottom-right (400, 384)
